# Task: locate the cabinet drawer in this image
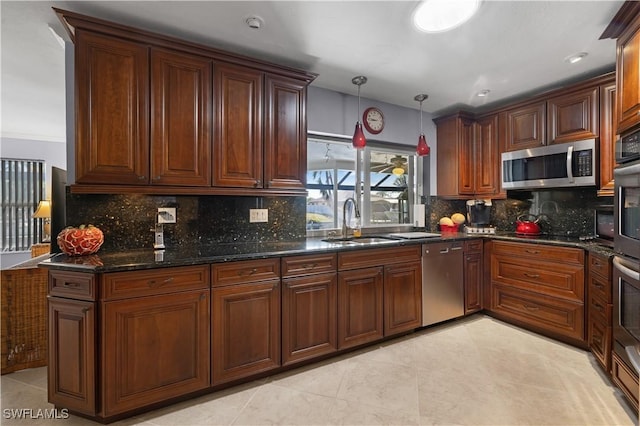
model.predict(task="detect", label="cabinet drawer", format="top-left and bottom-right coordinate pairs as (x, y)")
top-left (338, 245), bottom-right (421, 271)
top-left (588, 253), bottom-right (611, 280)
top-left (491, 254), bottom-right (584, 301)
top-left (612, 352), bottom-right (639, 412)
top-left (588, 269), bottom-right (612, 304)
top-left (212, 258), bottom-right (280, 287)
top-left (492, 241), bottom-right (584, 265)
top-left (587, 292), bottom-right (612, 321)
top-left (49, 270), bottom-right (96, 301)
top-left (588, 311), bottom-right (611, 373)
top-left (464, 239), bottom-right (483, 253)
top-left (282, 253), bottom-right (337, 277)
top-left (102, 265), bottom-right (209, 300)
top-left (491, 284), bottom-right (584, 342)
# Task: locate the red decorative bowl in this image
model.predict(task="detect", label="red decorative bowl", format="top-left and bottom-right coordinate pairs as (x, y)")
top-left (57, 225), bottom-right (104, 256)
top-left (439, 224), bottom-right (459, 233)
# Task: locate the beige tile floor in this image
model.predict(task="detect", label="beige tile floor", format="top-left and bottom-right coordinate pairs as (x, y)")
top-left (2, 315), bottom-right (638, 425)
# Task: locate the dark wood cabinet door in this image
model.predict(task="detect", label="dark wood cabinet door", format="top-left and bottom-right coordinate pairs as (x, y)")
top-left (547, 87), bottom-right (599, 144)
top-left (75, 30), bottom-right (149, 185)
top-left (617, 19), bottom-right (640, 134)
top-left (599, 82), bottom-right (617, 196)
top-left (282, 272), bottom-right (337, 365)
top-left (102, 290), bottom-right (210, 417)
top-left (464, 251), bottom-right (483, 314)
top-left (48, 298), bottom-right (96, 416)
top-left (337, 267), bottom-right (384, 349)
top-left (474, 114), bottom-right (500, 196)
top-left (264, 75), bottom-right (307, 190)
top-left (383, 261), bottom-right (422, 336)
top-left (150, 48), bottom-right (212, 186)
top-left (505, 101), bottom-right (546, 151)
top-left (213, 63), bottom-right (263, 188)
top-left (458, 119), bottom-right (475, 195)
top-left (212, 280), bottom-right (280, 384)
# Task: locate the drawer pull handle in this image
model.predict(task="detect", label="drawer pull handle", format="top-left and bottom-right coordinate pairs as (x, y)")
top-left (524, 273), bottom-right (540, 278)
top-left (592, 335), bottom-right (602, 344)
top-left (239, 268), bottom-right (258, 276)
top-left (148, 277), bottom-right (174, 288)
top-left (594, 303), bottom-right (604, 312)
top-left (303, 263), bottom-right (317, 269)
top-left (524, 304), bottom-right (539, 311)
top-left (62, 282), bottom-right (78, 288)
top-left (525, 249), bottom-right (540, 254)
top-left (594, 283), bottom-right (604, 289)
top-left (593, 262), bottom-right (601, 267)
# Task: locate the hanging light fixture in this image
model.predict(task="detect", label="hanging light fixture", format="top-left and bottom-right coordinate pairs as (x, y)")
top-left (351, 75), bottom-right (368, 149)
top-left (392, 166), bottom-right (405, 176)
top-left (414, 94), bottom-right (430, 156)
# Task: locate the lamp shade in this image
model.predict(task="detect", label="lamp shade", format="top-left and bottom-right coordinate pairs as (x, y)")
top-left (32, 200), bottom-right (51, 218)
top-left (416, 134), bottom-right (430, 156)
top-left (352, 122), bottom-right (367, 149)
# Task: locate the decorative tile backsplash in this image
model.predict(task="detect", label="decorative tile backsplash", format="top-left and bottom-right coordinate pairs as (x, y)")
top-left (64, 190), bottom-right (307, 251)
top-left (426, 188), bottom-right (612, 236)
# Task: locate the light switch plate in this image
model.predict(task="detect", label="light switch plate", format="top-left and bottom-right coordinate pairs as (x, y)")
top-left (249, 208), bottom-right (268, 223)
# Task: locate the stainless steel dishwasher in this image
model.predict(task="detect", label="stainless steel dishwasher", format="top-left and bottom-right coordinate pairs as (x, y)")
top-left (422, 241), bottom-right (465, 326)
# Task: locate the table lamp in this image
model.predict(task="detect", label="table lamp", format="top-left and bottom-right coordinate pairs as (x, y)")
top-left (32, 200), bottom-right (51, 242)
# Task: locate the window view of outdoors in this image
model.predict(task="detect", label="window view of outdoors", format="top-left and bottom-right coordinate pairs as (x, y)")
top-left (306, 136), bottom-right (421, 232)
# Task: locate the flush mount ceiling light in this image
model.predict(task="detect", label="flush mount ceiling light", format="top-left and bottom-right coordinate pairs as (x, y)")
top-left (413, 0), bottom-right (481, 33)
top-left (477, 89), bottom-right (491, 97)
top-left (564, 52), bottom-right (588, 64)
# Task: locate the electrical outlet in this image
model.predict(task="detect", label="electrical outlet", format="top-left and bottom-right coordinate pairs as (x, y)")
top-left (249, 208), bottom-right (268, 223)
top-left (158, 207), bottom-right (176, 224)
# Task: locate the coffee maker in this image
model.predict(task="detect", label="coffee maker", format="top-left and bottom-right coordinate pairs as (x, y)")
top-left (465, 199), bottom-right (495, 234)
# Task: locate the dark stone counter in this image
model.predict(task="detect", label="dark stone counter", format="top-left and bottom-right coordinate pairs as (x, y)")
top-left (39, 232), bottom-right (617, 273)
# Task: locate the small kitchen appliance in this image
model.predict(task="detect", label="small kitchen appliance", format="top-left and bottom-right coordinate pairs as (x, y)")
top-left (465, 199), bottom-right (495, 234)
top-left (616, 128), bottom-right (640, 164)
top-left (515, 214), bottom-right (542, 236)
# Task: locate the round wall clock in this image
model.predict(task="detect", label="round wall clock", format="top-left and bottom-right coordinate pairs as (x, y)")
top-left (363, 107), bottom-right (385, 134)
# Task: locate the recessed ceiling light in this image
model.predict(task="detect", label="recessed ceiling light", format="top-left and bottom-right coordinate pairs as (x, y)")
top-left (477, 89), bottom-right (490, 97)
top-left (565, 52), bottom-right (588, 64)
top-left (413, 0), bottom-right (481, 33)
top-left (245, 16), bottom-right (264, 30)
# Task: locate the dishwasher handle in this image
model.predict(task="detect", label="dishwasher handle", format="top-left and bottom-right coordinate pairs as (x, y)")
top-left (439, 246), bottom-right (463, 254)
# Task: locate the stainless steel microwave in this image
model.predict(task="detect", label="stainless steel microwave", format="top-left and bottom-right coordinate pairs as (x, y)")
top-left (501, 139), bottom-right (596, 190)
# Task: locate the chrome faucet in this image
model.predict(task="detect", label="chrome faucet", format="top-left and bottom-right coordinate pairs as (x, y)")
top-left (342, 197), bottom-right (361, 238)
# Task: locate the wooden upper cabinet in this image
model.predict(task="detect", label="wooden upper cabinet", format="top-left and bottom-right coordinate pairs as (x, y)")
top-left (616, 14), bottom-right (640, 134)
top-left (264, 75), bottom-right (307, 189)
top-left (457, 118), bottom-right (475, 196)
top-left (151, 48), bottom-right (212, 186)
top-left (75, 30), bottom-right (149, 184)
top-left (505, 101), bottom-right (546, 151)
top-left (547, 87), bottom-right (599, 144)
top-left (213, 63), bottom-right (264, 188)
top-left (599, 82), bottom-right (618, 196)
top-left (474, 114), bottom-right (500, 196)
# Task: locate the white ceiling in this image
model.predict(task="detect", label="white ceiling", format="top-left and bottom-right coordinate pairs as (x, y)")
top-left (0, 0), bottom-right (624, 143)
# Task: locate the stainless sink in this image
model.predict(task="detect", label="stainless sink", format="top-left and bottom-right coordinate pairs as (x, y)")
top-left (322, 236), bottom-right (398, 245)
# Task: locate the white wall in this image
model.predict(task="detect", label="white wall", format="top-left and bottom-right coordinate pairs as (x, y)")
top-left (0, 137), bottom-right (67, 269)
top-left (307, 85), bottom-right (437, 195)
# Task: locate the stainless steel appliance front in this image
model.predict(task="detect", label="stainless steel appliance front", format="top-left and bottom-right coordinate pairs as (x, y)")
top-left (422, 241), bottom-right (464, 326)
top-left (501, 139), bottom-right (596, 190)
top-left (613, 256), bottom-right (640, 375)
top-left (614, 160), bottom-right (640, 261)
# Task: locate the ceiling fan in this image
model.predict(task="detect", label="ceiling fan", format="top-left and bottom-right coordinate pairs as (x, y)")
top-left (371, 155), bottom-right (407, 175)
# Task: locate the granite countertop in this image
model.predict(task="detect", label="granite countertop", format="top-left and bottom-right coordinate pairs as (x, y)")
top-left (38, 232), bottom-right (617, 273)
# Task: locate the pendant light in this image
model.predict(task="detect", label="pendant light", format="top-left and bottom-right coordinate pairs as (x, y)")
top-left (352, 76), bottom-right (368, 149)
top-left (414, 94), bottom-right (430, 156)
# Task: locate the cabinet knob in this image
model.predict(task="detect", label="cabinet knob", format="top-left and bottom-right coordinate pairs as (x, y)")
top-left (138, 175), bottom-right (146, 180)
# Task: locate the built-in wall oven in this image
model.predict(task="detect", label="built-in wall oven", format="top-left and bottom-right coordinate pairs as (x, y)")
top-left (613, 159), bottom-right (640, 378)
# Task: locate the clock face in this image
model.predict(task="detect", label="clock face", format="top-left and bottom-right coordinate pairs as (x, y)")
top-left (363, 107), bottom-right (384, 134)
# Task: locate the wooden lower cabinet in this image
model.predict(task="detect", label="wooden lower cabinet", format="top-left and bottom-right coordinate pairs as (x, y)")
top-left (101, 290), bottom-right (210, 417)
top-left (464, 240), bottom-right (483, 314)
top-left (384, 261), bottom-right (422, 336)
top-left (337, 267), bottom-right (384, 349)
top-left (487, 241), bottom-right (586, 345)
top-left (48, 297), bottom-right (96, 416)
top-left (282, 272), bottom-right (337, 365)
top-left (612, 351), bottom-right (640, 413)
top-left (586, 252), bottom-right (613, 373)
top-left (211, 279), bottom-right (281, 384)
